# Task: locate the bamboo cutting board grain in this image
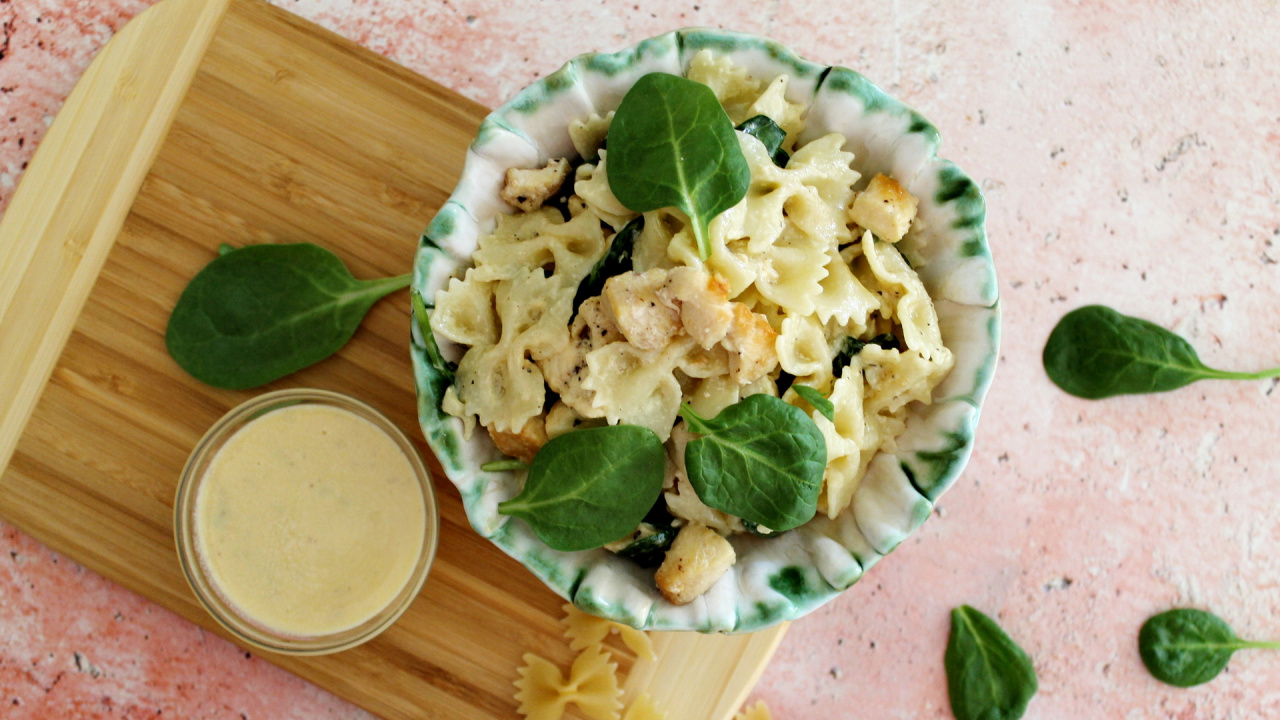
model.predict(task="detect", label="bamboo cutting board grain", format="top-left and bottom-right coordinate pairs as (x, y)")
top-left (0, 0), bottom-right (787, 718)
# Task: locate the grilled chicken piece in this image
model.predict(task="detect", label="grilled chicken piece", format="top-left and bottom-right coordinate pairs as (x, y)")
top-left (849, 173), bottom-right (918, 243)
top-left (501, 158), bottom-right (571, 212)
top-left (654, 523), bottom-right (736, 605)
top-left (602, 269), bottom-right (683, 351)
top-left (487, 415), bottom-right (548, 464)
top-left (540, 296), bottom-right (619, 417)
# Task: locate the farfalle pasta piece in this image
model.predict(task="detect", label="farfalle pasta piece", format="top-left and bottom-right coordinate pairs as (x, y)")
top-left (574, 153), bottom-right (639, 232)
top-left (582, 338), bottom-right (693, 440)
top-left (562, 604), bottom-right (656, 661)
top-left (493, 268), bottom-right (576, 364)
top-left (859, 230), bottom-right (951, 365)
top-left (430, 269), bottom-right (498, 347)
top-left (751, 231), bottom-right (829, 318)
top-left (776, 314), bottom-right (830, 378)
top-left (860, 345), bottom-right (951, 418)
top-left (686, 49), bottom-right (763, 122)
top-left (813, 365), bottom-right (869, 518)
top-left (706, 134), bottom-right (866, 321)
top-left (786, 132), bottom-right (860, 219)
top-left (621, 694), bottom-right (666, 720)
top-left (472, 206), bottom-right (608, 286)
top-left (454, 340), bottom-right (546, 434)
top-left (812, 247), bottom-right (878, 331)
top-left (514, 645), bottom-right (623, 720)
top-left (734, 700), bottom-right (774, 720)
top-left (685, 372), bottom-right (776, 420)
top-left (715, 137), bottom-right (791, 255)
top-left (453, 267), bottom-right (572, 432)
top-left (743, 75), bottom-right (806, 146)
top-left (467, 208), bottom-right (561, 280)
top-left (440, 386), bottom-right (477, 441)
top-left (719, 132), bottom-right (858, 257)
top-left (686, 374), bottom-right (743, 419)
top-left (632, 208), bottom-right (687, 272)
top-left (570, 111), bottom-right (613, 160)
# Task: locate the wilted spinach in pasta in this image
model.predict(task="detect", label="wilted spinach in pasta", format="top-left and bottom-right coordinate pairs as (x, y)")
top-left (429, 50), bottom-right (954, 604)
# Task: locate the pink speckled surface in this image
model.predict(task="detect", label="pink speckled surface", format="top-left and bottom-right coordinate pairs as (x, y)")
top-left (3, 1), bottom-right (1280, 718)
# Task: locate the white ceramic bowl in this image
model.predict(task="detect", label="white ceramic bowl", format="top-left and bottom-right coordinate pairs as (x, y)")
top-left (410, 29), bottom-right (999, 632)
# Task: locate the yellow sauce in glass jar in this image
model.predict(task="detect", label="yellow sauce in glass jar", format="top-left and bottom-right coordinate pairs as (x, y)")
top-left (176, 390), bottom-right (437, 654)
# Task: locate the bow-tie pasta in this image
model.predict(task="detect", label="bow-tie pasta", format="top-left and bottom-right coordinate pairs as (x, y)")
top-left (433, 50), bottom-right (953, 604)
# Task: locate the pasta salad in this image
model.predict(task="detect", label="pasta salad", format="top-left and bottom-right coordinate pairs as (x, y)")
top-left (429, 51), bottom-right (953, 604)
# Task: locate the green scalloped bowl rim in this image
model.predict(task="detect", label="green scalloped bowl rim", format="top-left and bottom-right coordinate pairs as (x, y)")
top-left (410, 28), bottom-right (1000, 633)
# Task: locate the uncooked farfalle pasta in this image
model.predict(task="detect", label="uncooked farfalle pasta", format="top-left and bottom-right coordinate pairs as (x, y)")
top-left (514, 644), bottom-right (622, 720)
top-left (513, 605), bottom-right (772, 720)
top-left (563, 603), bottom-right (656, 661)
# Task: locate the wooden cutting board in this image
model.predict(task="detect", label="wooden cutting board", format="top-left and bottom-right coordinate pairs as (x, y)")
top-left (0, 0), bottom-right (787, 717)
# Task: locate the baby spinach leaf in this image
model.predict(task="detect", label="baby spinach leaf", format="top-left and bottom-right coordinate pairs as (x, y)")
top-left (1043, 304), bottom-right (1280, 399)
top-left (615, 524), bottom-right (677, 568)
top-left (736, 115), bottom-right (789, 167)
top-left (498, 425), bottom-right (665, 552)
top-left (573, 215), bottom-right (643, 314)
top-left (946, 605), bottom-right (1038, 720)
top-left (412, 289), bottom-right (457, 385)
top-left (607, 72), bottom-right (750, 261)
top-left (1138, 608), bottom-right (1280, 687)
top-left (481, 459), bottom-right (529, 472)
top-left (166, 243), bottom-right (410, 390)
top-left (791, 385), bottom-right (835, 422)
top-left (832, 333), bottom-right (900, 375)
top-left (679, 395), bottom-right (825, 532)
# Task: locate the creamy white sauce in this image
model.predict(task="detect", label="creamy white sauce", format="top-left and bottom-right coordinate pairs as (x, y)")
top-left (194, 404), bottom-right (426, 638)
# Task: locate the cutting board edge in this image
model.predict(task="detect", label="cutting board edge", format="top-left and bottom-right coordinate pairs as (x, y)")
top-left (0, 0), bottom-right (232, 474)
top-left (0, 2), bottom-right (792, 717)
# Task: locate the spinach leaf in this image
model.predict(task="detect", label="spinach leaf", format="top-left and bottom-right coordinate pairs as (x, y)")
top-left (736, 115), bottom-right (789, 167)
top-left (791, 385), bottom-right (835, 422)
top-left (497, 425), bottom-right (665, 552)
top-left (412, 289), bottom-right (457, 385)
top-left (615, 523), bottom-right (677, 568)
top-left (607, 72), bottom-right (750, 261)
top-left (679, 395), bottom-right (825, 532)
top-left (573, 215), bottom-right (643, 314)
top-left (946, 605), bottom-right (1038, 720)
top-left (481, 459), bottom-right (529, 472)
top-left (166, 243), bottom-right (410, 390)
top-left (1043, 305), bottom-right (1280, 399)
top-left (1138, 608), bottom-right (1280, 687)
top-left (832, 333), bottom-right (900, 375)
